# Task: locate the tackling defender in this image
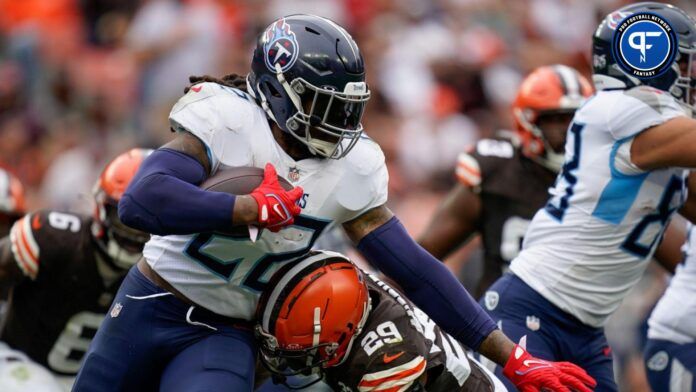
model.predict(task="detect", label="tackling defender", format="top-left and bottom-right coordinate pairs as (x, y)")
top-left (481, 3), bottom-right (696, 390)
top-left (419, 65), bottom-right (593, 296)
top-left (74, 15), bottom-right (594, 391)
top-left (0, 149), bottom-right (149, 385)
top-left (256, 251), bottom-right (508, 392)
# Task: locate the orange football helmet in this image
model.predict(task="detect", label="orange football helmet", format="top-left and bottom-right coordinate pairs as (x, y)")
top-left (256, 251), bottom-right (371, 388)
top-left (92, 148), bottom-right (153, 269)
top-left (512, 65), bottom-right (593, 172)
top-left (0, 168), bottom-right (25, 236)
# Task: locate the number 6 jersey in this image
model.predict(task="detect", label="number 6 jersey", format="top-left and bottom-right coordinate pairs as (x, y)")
top-left (3, 210), bottom-right (124, 376)
top-left (510, 86), bottom-right (688, 327)
top-left (143, 82), bottom-right (389, 320)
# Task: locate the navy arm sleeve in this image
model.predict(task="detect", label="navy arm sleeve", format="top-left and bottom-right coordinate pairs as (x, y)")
top-left (118, 148), bottom-right (236, 235)
top-left (357, 217), bottom-right (497, 350)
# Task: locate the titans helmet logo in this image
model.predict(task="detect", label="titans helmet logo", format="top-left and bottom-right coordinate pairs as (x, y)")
top-left (263, 19), bottom-right (299, 73)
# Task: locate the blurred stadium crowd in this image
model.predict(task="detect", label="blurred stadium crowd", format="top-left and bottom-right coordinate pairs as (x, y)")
top-left (2, 0), bottom-right (695, 390)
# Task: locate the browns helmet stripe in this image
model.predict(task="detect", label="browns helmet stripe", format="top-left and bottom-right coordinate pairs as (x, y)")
top-left (553, 65), bottom-right (581, 97)
top-left (260, 250), bottom-right (351, 333)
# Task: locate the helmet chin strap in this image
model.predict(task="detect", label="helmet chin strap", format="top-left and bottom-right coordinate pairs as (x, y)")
top-left (307, 139), bottom-right (337, 157)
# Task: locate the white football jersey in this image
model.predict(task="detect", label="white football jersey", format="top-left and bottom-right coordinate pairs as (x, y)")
top-left (510, 86), bottom-right (688, 328)
top-left (648, 224), bottom-right (696, 344)
top-left (143, 83), bottom-right (388, 320)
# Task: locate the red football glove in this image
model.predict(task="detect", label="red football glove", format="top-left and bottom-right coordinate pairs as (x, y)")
top-left (503, 345), bottom-right (597, 392)
top-left (250, 163), bottom-right (303, 232)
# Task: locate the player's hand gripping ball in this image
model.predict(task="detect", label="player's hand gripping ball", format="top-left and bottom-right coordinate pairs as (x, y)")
top-left (250, 163), bottom-right (304, 232)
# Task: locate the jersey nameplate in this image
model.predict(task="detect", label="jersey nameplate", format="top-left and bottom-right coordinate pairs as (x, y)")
top-left (476, 140), bottom-right (514, 158)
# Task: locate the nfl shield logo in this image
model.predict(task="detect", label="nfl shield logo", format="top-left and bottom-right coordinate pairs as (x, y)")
top-left (647, 351), bottom-right (669, 371)
top-left (526, 315), bottom-right (541, 331)
top-left (110, 302), bottom-right (123, 318)
top-left (484, 291), bottom-right (499, 311)
top-left (288, 167), bottom-right (300, 182)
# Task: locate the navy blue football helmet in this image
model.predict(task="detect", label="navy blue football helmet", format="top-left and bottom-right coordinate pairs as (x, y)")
top-left (247, 15), bottom-right (370, 159)
top-left (593, 2), bottom-right (696, 115)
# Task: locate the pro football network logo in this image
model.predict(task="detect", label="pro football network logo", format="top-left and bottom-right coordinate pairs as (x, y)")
top-left (612, 12), bottom-right (678, 79)
top-left (263, 19), bottom-right (299, 73)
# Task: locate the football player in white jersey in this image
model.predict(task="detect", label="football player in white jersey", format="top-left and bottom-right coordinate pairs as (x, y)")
top-left (73, 15), bottom-right (595, 392)
top-left (645, 224), bottom-right (696, 391)
top-left (481, 2), bottom-right (696, 391)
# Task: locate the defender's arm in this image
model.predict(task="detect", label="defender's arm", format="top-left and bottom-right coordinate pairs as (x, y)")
top-left (418, 183), bottom-right (482, 260)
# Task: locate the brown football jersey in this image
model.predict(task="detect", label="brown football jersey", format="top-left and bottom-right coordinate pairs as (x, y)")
top-left (456, 138), bottom-right (557, 296)
top-left (324, 274), bottom-right (496, 392)
top-left (3, 210), bottom-right (123, 376)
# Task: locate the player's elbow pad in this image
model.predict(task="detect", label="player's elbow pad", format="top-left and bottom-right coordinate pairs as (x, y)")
top-left (119, 148), bottom-right (235, 235)
top-left (357, 217), bottom-right (497, 349)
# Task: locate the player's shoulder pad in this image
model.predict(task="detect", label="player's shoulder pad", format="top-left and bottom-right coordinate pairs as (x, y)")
top-left (335, 136), bottom-right (388, 214)
top-left (622, 85), bottom-right (686, 115)
top-left (342, 136), bottom-right (386, 176)
top-left (169, 82), bottom-right (260, 136)
top-left (9, 210), bottom-right (88, 280)
top-left (456, 151), bottom-right (482, 187)
top-left (456, 138), bottom-right (515, 188)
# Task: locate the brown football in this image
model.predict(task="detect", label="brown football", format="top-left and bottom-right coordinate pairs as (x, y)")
top-left (201, 167), bottom-right (293, 236)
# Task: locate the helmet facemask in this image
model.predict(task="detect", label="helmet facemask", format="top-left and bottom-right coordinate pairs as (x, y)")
top-left (250, 63), bottom-right (370, 159)
top-left (514, 107), bottom-right (576, 173)
top-left (256, 325), bottom-right (334, 389)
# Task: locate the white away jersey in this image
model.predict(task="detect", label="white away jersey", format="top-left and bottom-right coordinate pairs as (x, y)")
top-left (648, 224), bottom-right (696, 344)
top-left (143, 82), bottom-right (388, 319)
top-left (510, 86), bottom-right (688, 327)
